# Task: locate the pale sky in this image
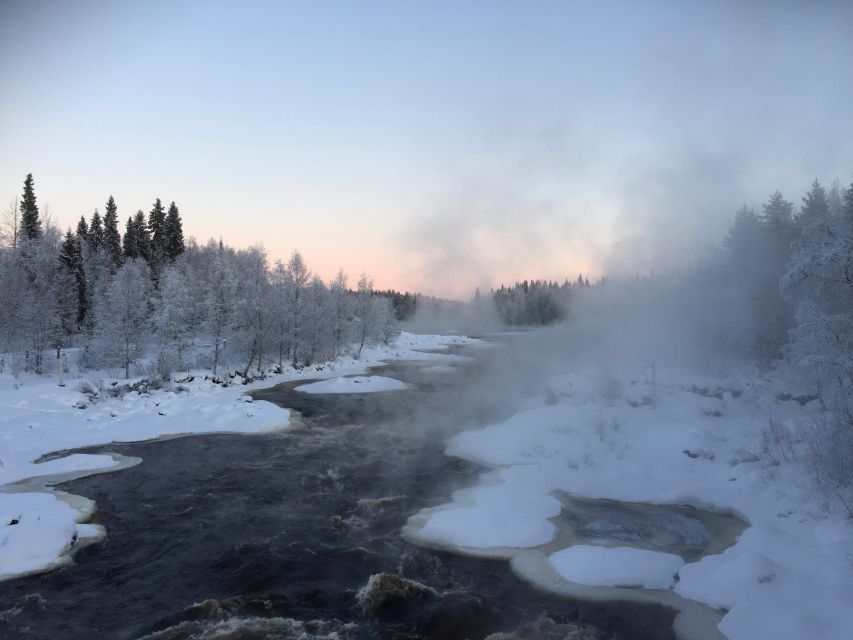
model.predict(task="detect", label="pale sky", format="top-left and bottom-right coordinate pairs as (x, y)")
top-left (1, 0), bottom-right (851, 297)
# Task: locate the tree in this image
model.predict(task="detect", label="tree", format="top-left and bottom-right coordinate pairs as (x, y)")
top-left (760, 190), bottom-right (796, 242)
top-left (148, 198), bottom-right (167, 266)
top-left (88, 210), bottom-right (104, 250)
top-left (354, 273), bottom-right (374, 358)
top-left (234, 246), bottom-right (272, 376)
top-left (91, 259), bottom-right (151, 378)
top-left (270, 260), bottom-right (292, 368)
top-left (122, 216), bottom-right (139, 259)
top-left (797, 179), bottom-right (829, 230)
top-left (153, 263), bottom-right (193, 376)
top-left (164, 201), bottom-right (185, 260)
top-left (58, 229), bottom-right (87, 328)
top-left (103, 196), bottom-right (122, 270)
top-left (844, 179), bottom-right (853, 224)
top-left (19, 174), bottom-right (41, 242)
top-left (782, 179), bottom-right (853, 514)
top-left (206, 244), bottom-right (236, 376)
top-left (286, 251), bottom-right (310, 364)
top-left (329, 269), bottom-right (350, 356)
top-left (76, 215), bottom-right (89, 241)
top-left (1, 197), bottom-right (19, 249)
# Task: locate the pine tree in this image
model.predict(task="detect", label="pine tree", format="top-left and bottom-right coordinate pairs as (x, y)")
top-left (148, 198), bottom-right (167, 265)
top-left (797, 179), bottom-right (829, 230)
top-left (164, 201), bottom-right (185, 260)
top-left (89, 210), bottom-right (104, 249)
top-left (19, 173), bottom-right (41, 241)
top-left (103, 196), bottom-right (122, 269)
top-left (58, 229), bottom-right (87, 327)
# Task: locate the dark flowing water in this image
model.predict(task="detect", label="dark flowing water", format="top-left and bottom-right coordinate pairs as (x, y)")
top-left (0, 340), bottom-right (682, 640)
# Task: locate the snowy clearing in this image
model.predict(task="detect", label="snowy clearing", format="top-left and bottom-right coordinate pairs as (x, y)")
top-left (405, 363), bottom-right (853, 640)
top-left (0, 332), bottom-right (476, 583)
top-left (295, 375), bottom-right (408, 394)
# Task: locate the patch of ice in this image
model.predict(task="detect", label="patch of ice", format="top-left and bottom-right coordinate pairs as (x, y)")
top-left (295, 375), bottom-right (408, 394)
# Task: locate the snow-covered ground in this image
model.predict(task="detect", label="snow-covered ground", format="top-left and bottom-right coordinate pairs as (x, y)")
top-left (295, 375), bottom-right (408, 394)
top-left (0, 332), bottom-right (474, 583)
top-left (405, 363), bottom-right (853, 640)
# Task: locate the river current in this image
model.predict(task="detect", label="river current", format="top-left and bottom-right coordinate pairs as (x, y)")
top-left (0, 338), bottom-right (707, 639)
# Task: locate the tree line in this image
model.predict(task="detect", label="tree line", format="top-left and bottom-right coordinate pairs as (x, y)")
top-left (0, 174), bottom-right (396, 380)
top-left (490, 275), bottom-right (592, 326)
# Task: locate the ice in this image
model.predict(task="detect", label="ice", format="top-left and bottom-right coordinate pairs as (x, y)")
top-left (295, 375), bottom-right (408, 394)
top-left (550, 545), bottom-right (684, 589)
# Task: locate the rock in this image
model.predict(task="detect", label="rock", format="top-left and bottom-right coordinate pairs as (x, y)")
top-left (355, 573), bottom-right (438, 616)
top-left (420, 592), bottom-right (495, 640)
top-left (485, 615), bottom-right (606, 640)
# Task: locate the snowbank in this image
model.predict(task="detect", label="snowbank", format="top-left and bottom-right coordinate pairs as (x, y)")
top-left (405, 364), bottom-right (853, 640)
top-left (0, 332), bottom-right (476, 583)
top-left (295, 375), bottom-right (408, 394)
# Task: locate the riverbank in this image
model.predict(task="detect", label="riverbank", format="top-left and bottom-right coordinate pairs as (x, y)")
top-left (0, 332), bottom-right (476, 582)
top-left (405, 361), bottom-right (853, 640)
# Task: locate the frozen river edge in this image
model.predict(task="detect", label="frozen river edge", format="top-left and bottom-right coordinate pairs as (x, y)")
top-left (0, 332), bottom-right (474, 583)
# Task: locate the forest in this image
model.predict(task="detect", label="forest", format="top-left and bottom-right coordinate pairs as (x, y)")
top-left (0, 174), bottom-right (397, 381)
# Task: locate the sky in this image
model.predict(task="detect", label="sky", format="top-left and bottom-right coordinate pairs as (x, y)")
top-left (1, 0), bottom-right (851, 297)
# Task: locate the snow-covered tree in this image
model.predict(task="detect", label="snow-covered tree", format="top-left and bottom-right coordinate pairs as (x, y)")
top-left (329, 269), bottom-right (350, 357)
top-left (782, 179), bottom-right (853, 514)
top-left (153, 262), bottom-right (194, 377)
top-left (233, 246), bottom-right (272, 376)
top-left (91, 259), bottom-right (151, 378)
top-left (286, 251), bottom-right (310, 364)
top-left (206, 244), bottom-right (236, 376)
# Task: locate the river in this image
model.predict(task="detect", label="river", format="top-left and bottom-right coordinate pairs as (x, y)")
top-left (0, 337), bottom-right (728, 639)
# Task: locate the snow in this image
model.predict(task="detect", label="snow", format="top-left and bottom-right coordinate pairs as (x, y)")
top-left (295, 375), bottom-right (408, 394)
top-left (0, 332), bottom-right (476, 583)
top-left (404, 362), bottom-right (853, 640)
top-left (550, 545), bottom-right (684, 589)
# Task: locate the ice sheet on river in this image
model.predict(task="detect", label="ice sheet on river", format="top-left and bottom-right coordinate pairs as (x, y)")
top-left (295, 375), bottom-right (408, 394)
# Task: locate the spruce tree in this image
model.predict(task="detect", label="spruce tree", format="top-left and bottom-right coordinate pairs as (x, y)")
top-left (103, 196), bottom-right (123, 269)
top-left (59, 229), bottom-right (87, 326)
top-left (20, 173), bottom-right (41, 241)
top-left (797, 179), bottom-right (829, 230)
top-left (148, 198), bottom-right (167, 265)
top-left (134, 210), bottom-right (151, 261)
top-left (76, 215), bottom-right (89, 240)
top-left (760, 190), bottom-right (797, 247)
top-left (89, 210), bottom-right (104, 249)
top-left (123, 216), bottom-right (139, 259)
top-left (164, 201), bottom-right (185, 260)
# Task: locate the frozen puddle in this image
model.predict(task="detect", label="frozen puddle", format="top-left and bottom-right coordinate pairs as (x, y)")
top-left (404, 491), bottom-right (747, 640)
top-left (295, 375), bottom-right (408, 394)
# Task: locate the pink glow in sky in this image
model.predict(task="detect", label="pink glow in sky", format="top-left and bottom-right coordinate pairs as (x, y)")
top-left (2, 1), bottom-right (851, 298)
